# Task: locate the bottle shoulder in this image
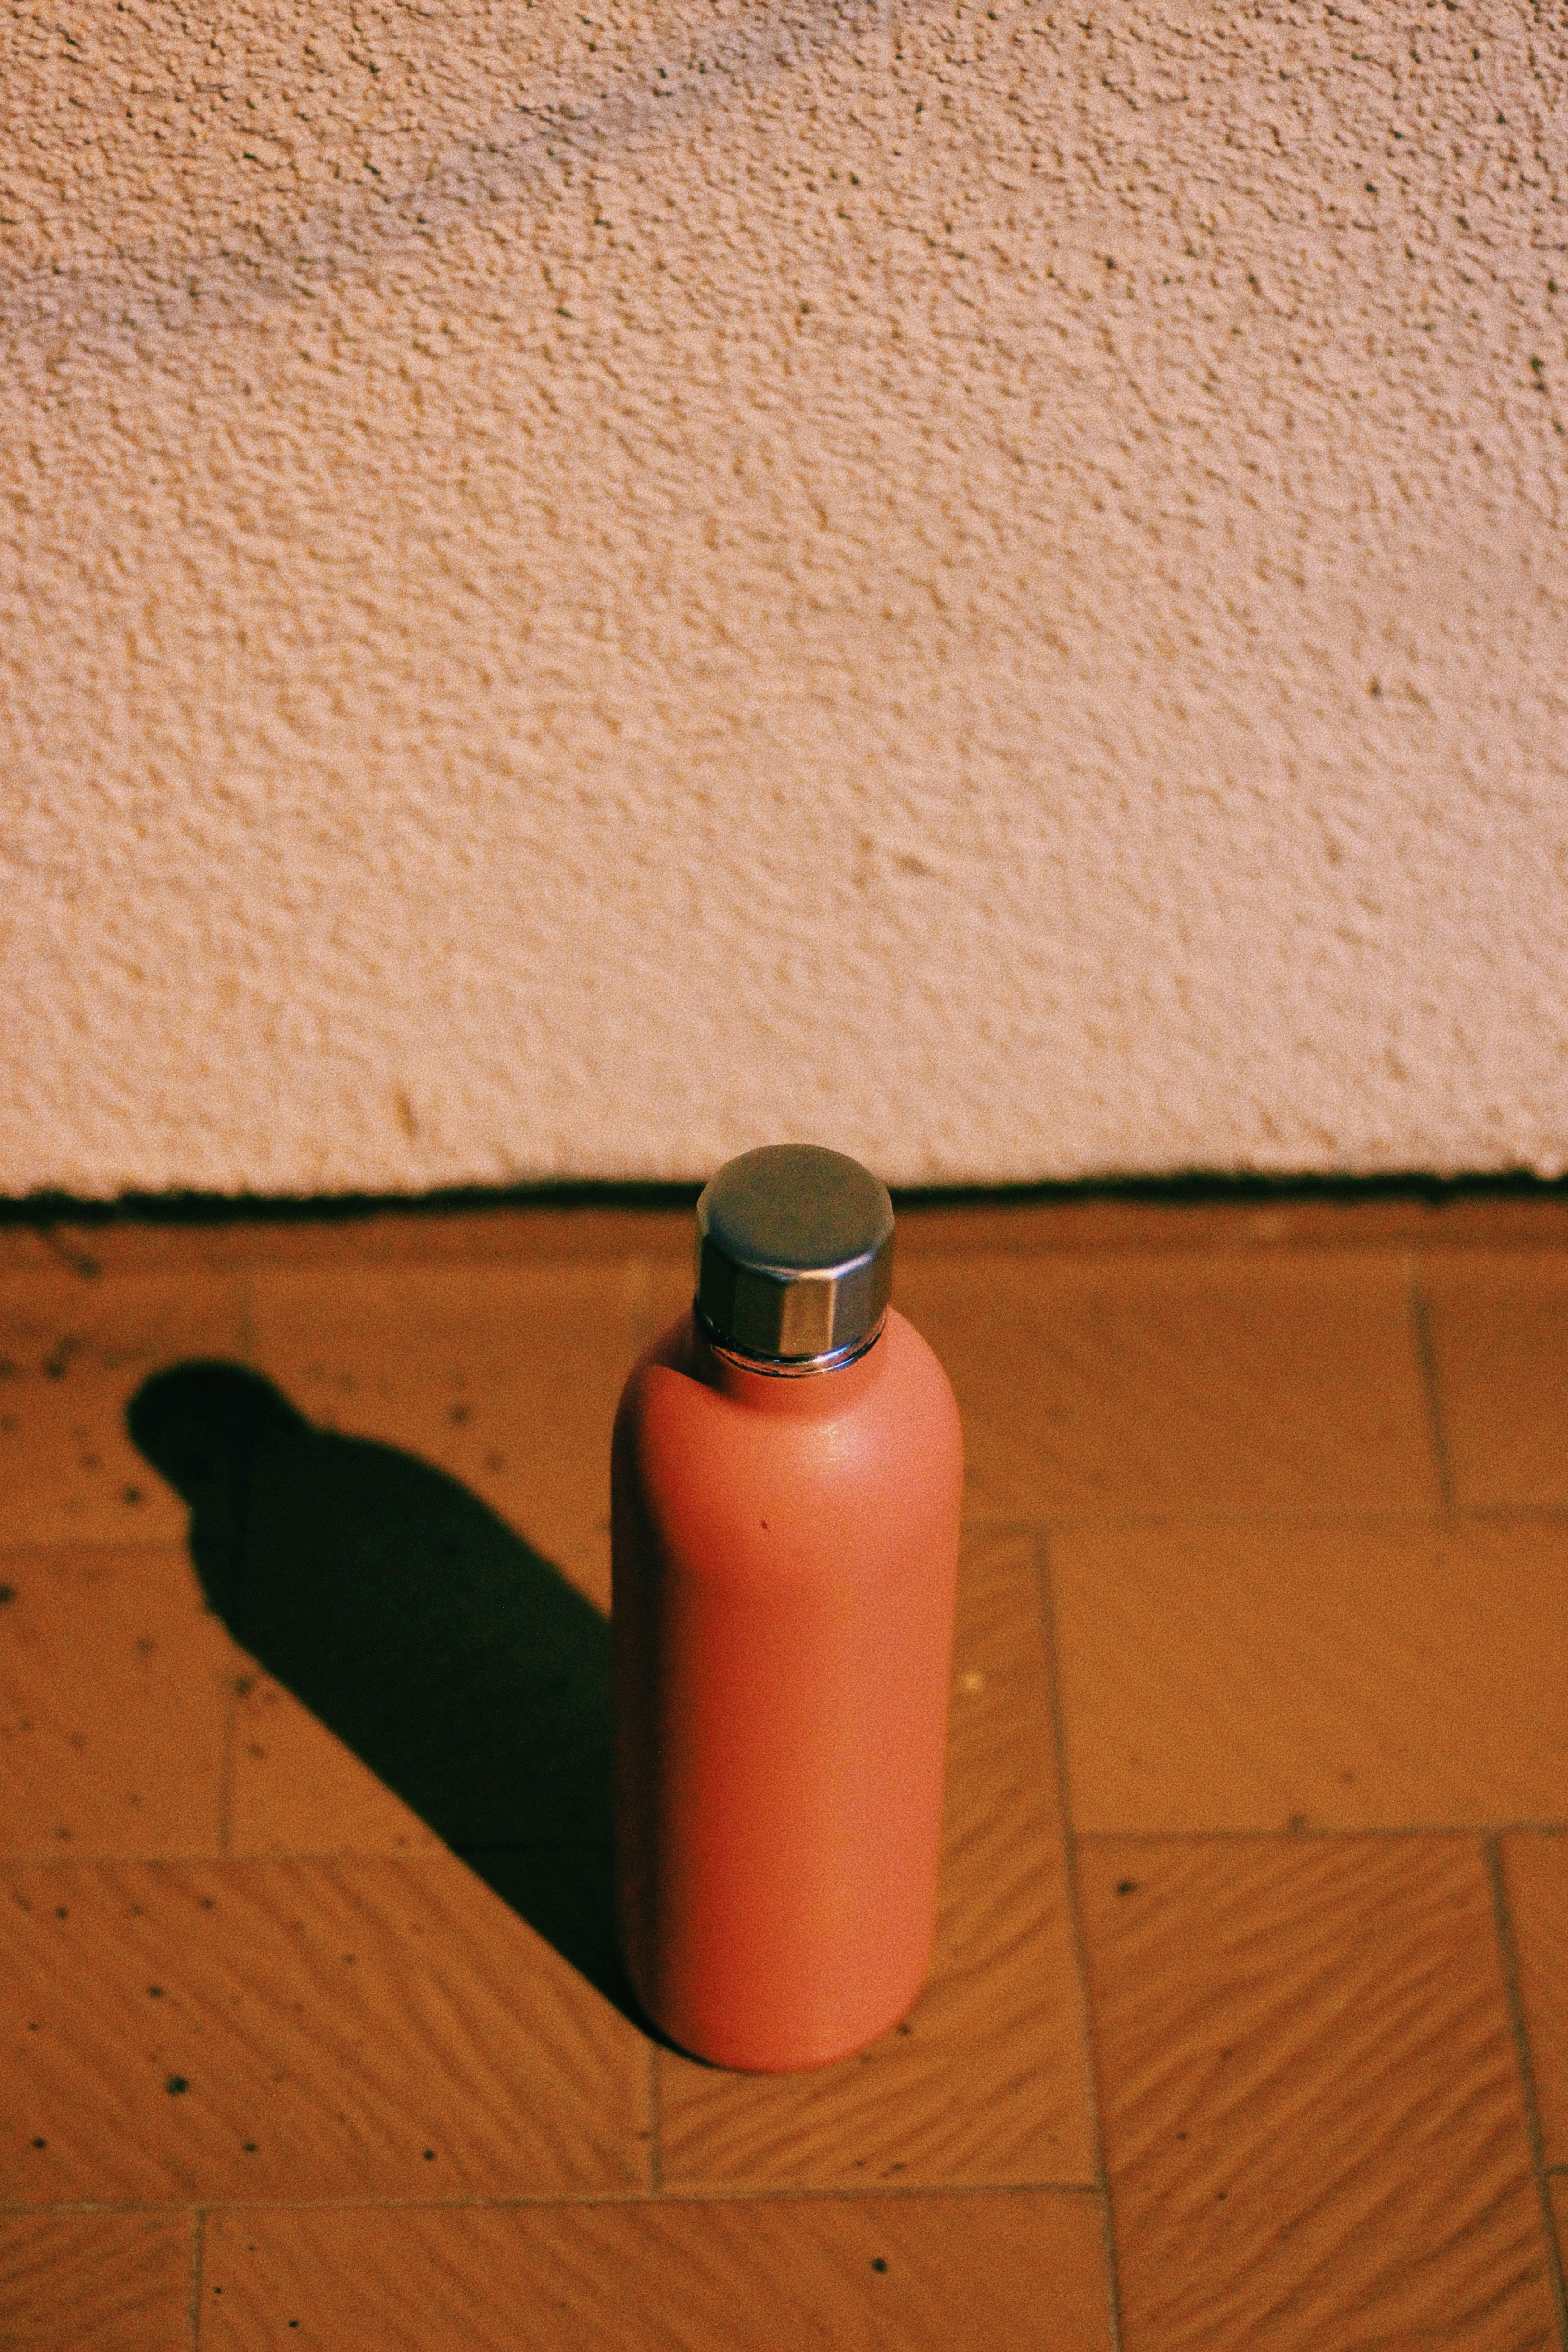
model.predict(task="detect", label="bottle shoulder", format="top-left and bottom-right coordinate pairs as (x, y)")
top-left (616, 1307), bottom-right (961, 1487)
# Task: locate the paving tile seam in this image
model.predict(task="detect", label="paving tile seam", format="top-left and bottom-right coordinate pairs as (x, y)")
top-left (2, 1847), bottom-right (235, 1866)
top-left (216, 1674), bottom-right (237, 1860)
top-left (0, 1236), bottom-right (1416, 1279)
top-left (187, 2205), bottom-right (204, 2352)
top-left (9, 1227), bottom-right (1553, 1303)
top-left (242, 1254), bottom-right (690, 1282)
top-left (0, 1535), bottom-right (208, 1564)
top-left (0, 2182), bottom-right (1107, 2219)
top-left (12, 1505), bottom-right (1568, 1562)
top-left (1484, 1836), bottom-right (1568, 2347)
top-left (34, 1233), bottom-right (107, 1281)
top-left (1, 1241), bottom-right (693, 1276)
top-left (1432, 1507), bottom-right (1568, 1527)
top-left (0, 2203), bottom-right (206, 2219)
top-left (646, 2043), bottom-right (661, 2195)
top-left (1072, 1824), bottom-right (1568, 1845)
top-left (1036, 1529), bottom-right (1124, 2352)
top-left (908, 1247), bottom-right (1427, 1269)
top-left (0, 1845), bottom-right (618, 1869)
top-left (1413, 1245), bottom-right (1568, 1266)
top-left (9, 1833), bottom-right (1567, 1871)
top-left (1407, 1255), bottom-right (1457, 1516)
top-left (20, 1827), bottom-right (1567, 1868)
top-left (19, 1205), bottom-right (1568, 1256)
top-left (968, 1509), bottom-right (1463, 1534)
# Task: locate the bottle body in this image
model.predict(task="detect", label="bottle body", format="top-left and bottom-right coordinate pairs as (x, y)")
top-left (612, 1306), bottom-right (963, 2072)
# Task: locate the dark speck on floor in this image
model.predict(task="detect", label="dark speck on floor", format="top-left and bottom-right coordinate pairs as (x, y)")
top-left (167, 2076), bottom-right (189, 2095)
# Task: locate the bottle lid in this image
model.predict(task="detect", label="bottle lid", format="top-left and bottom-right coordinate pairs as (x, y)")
top-left (695, 1145), bottom-right (895, 1371)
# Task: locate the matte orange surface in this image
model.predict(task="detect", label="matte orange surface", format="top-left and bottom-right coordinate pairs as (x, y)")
top-left (612, 1309), bottom-right (964, 2071)
top-left (3, 1194), bottom-right (1567, 2348)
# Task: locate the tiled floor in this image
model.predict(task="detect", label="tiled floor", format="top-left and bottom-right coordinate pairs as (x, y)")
top-left (3, 1192), bottom-right (1567, 2347)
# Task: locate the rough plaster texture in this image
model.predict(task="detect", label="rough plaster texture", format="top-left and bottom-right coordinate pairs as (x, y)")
top-left (1, 0), bottom-right (1565, 1192)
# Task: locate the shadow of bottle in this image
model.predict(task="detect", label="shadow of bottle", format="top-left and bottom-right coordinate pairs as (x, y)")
top-left (127, 1361), bottom-right (640, 2026)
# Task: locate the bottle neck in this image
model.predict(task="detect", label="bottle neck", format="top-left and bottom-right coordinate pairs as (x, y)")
top-left (691, 1310), bottom-right (888, 1415)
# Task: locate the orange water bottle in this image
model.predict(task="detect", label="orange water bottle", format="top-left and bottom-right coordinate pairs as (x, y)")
top-left (611, 1145), bottom-right (964, 2071)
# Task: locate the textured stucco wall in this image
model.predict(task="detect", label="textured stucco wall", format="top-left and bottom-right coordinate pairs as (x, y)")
top-left (2, 0), bottom-right (1565, 1193)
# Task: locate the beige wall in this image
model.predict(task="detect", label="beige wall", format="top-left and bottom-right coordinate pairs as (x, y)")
top-left (2, 0), bottom-right (1564, 1194)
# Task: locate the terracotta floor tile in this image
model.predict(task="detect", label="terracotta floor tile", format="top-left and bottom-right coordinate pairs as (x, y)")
top-left (0, 2208), bottom-right (195, 2351)
top-left (895, 1198), bottom-right (1452, 1259)
top-left (2, 1856), bottom-right (648, 2204)
top-left (244, 1259), bottom-right (646, 1609)
top-left (623, 1254), bottom-right (698, 1362)
top-left (226, 1673), bottom-right (441, 1859)
top-left (1500, 1831), bottom-right (1568, 2171)
top-left (199, 2188), bottom-right (1112, 2351)
top-left (0, 1269), bottom-right (248, 1548)
top-left (1422, 1251), bottom-right (1568, 1511)
top-left (27, 1206), bottom-right (695, 1279)
top-left (0, 1543), bottom-right (232, 1862)
top-left (1424, 1198), bottom-right (1568, 1249)
top-left (894, 1250), bottom-right (1438, 1522)
top-left (1079, 1833), bottom-right (1556, 2350)
top-left (13, 1201), bottom-right (1568, 2343)
top-left (197, 1821), bottom-right (625, 2068)
top-left (896, 1194), bottom-right (1568, 1260)
top-left (657, 1532), bottom-right (1095, 2191)
top-left (1052, 1517), bottom-right (1568, 1833)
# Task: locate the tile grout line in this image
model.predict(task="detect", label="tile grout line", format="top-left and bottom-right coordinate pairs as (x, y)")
top-left (215, 1680), bottom-right (238, 1858)
top-left (213, 1275), bottom-right (261, 1861)
top-left (647, 2041), bottom-right (662, 2196)
top-left (0, 1534), bottom-right (224, 1563)
top-left (187, 2206), bottom-right (206, 2352)
top-left (1074, 1822), bottom-right (1568, 1845)
top-left (13, 1497), bottom-right (1568, 1573)
top-left (1484, 1836), bottom-right (1568, 2349)
top-left (36, 1228), bottom-right (104, 1282)
top-left (1034, 1528), bottom-right (1125, 2352)
top-left (5, 1823), bottom-right (1564, 1874)
top-left (1407, 1250), bottom-right (1456, 1518)
top-left (0, 2181), bottom-right (1110, 2220)
top-left (969, 1504), bottom-right (1568, 1534)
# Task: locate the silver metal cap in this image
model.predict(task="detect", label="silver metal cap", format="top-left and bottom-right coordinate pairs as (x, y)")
top-left (695, 1145), bottom-right (895, 1370)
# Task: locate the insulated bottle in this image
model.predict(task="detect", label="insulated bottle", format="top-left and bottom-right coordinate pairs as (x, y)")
top-left (611, 1144), bottom-right (964, 2072)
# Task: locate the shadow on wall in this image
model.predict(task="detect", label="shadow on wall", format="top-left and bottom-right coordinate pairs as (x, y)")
top-left (127, 1363), bottom-right (642, 2028)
